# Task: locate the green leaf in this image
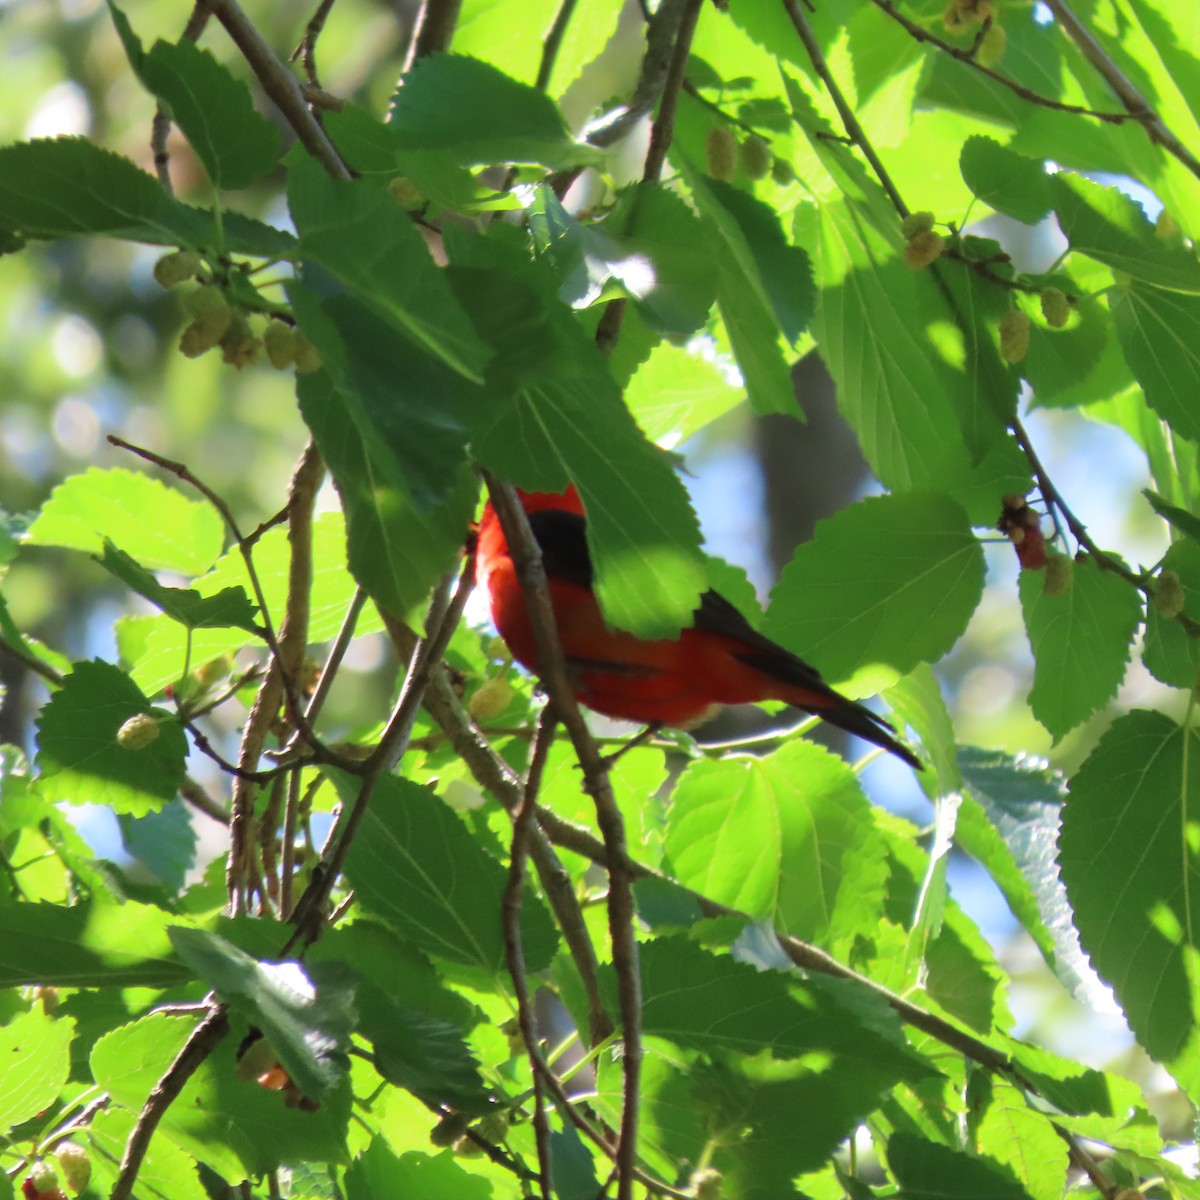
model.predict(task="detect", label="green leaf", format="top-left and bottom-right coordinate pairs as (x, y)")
top-left (0, 900), bottom-right (187, 988)
top-left (109, 5), bottom-right (280, 191)
top-left (308, 922), bottom-right (477, 1030)
top-left (537, 183), bottom-right (718, 337)
top-left (0, 1008), bottom-right (73, 1135)
top-left (762, 492), bottom-right (985, 693)
top-left (345, 1139), bottom-right (491, 1200)
top-left (1020, 288), bottom-right (1110, 404)
top-left (704, 177), bottom-right (814, 343)
top-left (959, 136), bottom-right (1051, 225)
top-left (288, 156), bottom-right (491, 387)
top-left (680, 161), bottom-right (803, 414)
top-left (664, 741), bottom-right (888, 953)
top-left (129, 512), bottom-right (380, 696)
top-left (446, 231), bottom-right (707, 637)
top-left (1065, 710), bottom-right (1200, 1099)
top-left (888, 1130), bottom-right (1036, 1200)
top-left (0, 137), bottom-right (188, 244)
top-left (885, 663), bottom-right (958, 793)
top-left (25, 466), bottom-right (225, 573)
top-left (809, 191), bottom-right (1024, 511)
top-left (623, 340), bottom-right (744, 446)
top-left (386, 53), bottom-right (594, 168)
top-left (955, 748), bottom-right (1100, 1005)
top-left (633, 938), bottom-right (922, 1079)
top-left (1059, 710), bottom-right (1200, 1097)
top-left (119, 799), bottom-right (198, 892)
top-left (1145, 488), bottom-right (1200, 546)
top-left (92, 1012), bottom-right (352, 1177)
top-left (1144, 539), bottom-right (1200, 688)
top-left (1052, 173), bottom-right (1200, 293)
top-left (139, 37), bottom-right (280, 189)
top-left (35, 660), bottom-right (187, 816)
top-left (365, 1002), bottom-right (492, 1114)
top-left (169, 927), bottom-right (354, 1100)
top-left (96, 541), bottom-right (260, 633)
top-left (1018, 556), bottom-right (1141, 740)
top-left (298, 371), bottom-right (479, 628)
top-left (1112, 280), bottom-right (1200, 444)
top-left (336, 768), bottom-right (558, 974)
top-left (967, 1075), bottom-right (1069, 1200)
top-left (325, 107), bottom-right (520, 213)
top-left (1007, 1040), bottom-right (1162, 1155)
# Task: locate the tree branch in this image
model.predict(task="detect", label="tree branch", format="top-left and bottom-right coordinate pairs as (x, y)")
top-left (228, 440), bottom-right (324, 913)
top-left (868, 0), bottom-right (1144, 126)
top-left (594, 0), bottom-right (703, 355)
top-left (587, 0), bottom-right (691, 148)
top-left (109, 1007), bottom-right (230, 1200)
top-left (204, 0), bottom-right (351, 179)
top-left (290, 0), bottom-right (338, 88)
top-left (781, 0), bottom-right (909, 216)
top-left (281, 559), bottom-right (475, 954)
top-left (482, 475), bottom-right (643, 1200)
top-left (152, 2), bottom-right (212, 193)
top-left (1043, 0), bottom-right (1200, 183)
top-left (404, 0), bottom-right (462, 69)
top-left (502, 707), bottom-right (558, 1200)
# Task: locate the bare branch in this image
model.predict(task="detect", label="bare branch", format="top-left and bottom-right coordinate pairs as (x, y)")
top-left (229, 440), bottom-right (324, 912)
top-left (290, 0), bottom-right (338, 88)
top-left (1043, 0), bottom-right (1200, 183)
top-left (587, 0), bottom-right (692, 148)
top-left (404, 0), bottom-right (462, 69)
top-left (502, 707), bottom-right (558, 1200)
top-left (535, 0), bottom-right (580, 92)
top-left (152, 1), bottom-right (212, 193)
top-left (281, 559), bottom-right (476, 954)
top-left (110, 1007), bottom-right (230, 1200)
top-left (781, 0), bottom-right (909, 216)
top-left (869, 1), bottom-right (1143, 126)
top-left (482, 476), bottom-right (642, 1200)
top-left (204, 0), bottom-right (351, 179)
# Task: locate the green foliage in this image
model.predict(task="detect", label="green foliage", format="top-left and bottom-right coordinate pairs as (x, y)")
top-left (2, 1), bottom-right (1200, 1197)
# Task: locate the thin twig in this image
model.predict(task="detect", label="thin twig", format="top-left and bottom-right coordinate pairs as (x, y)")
top-left (482, 476), bottom-right (643, 1200)
top-left (110, 1007), bottom-right (230, 1200)
top-left (0, 637), bottom-right (63, 687)
top-left (182, 715), bottom-right (273, 783)
top-left (281, 772), bottom-right (321, 919)
top-left (1010, 416), bottom-right (1147, 591)
top-left (535, 0), bottom-right (580, 92)
top-left (502, 707), bottom-right (559, 1200)
top-left (404, 0), bottom-right (462, 70)
top-left (382, 619), bottom-right (614, 1043)
top-left (180, 775), bottom-right (232, 822)
top-left (229, 441), bottom-right (324, 912)
top-left (204, 0), bottom-right (351, 179)
top-left (290, 0), bottom-right (338, 87)
top-left (587, 0), bottom-right (691, 148)
top-left (281, 560), bottom-right (476, 954)
top-left (151, 1), bottom-right (212, 193)
top-left (781, 0), bottom-right (909, 216)
top-left (1042, 0), bottom-right (1200, 183)
top-left (302, 587), bottom-right (368, 728)
top-left (594, 0), bottom-right (702, 356)
top-left (868, 0), bottom-right (1143, 125)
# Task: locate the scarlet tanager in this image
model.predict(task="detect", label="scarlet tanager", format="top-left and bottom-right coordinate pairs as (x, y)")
top-left (477, 487), bottom-right (922, 770)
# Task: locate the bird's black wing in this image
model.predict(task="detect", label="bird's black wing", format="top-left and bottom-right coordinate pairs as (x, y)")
top-left (526, 508), bottom-right (593, 588)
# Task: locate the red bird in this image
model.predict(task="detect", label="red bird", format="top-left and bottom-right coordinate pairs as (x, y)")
top-left (476, 487), bottom-right (921, 769)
